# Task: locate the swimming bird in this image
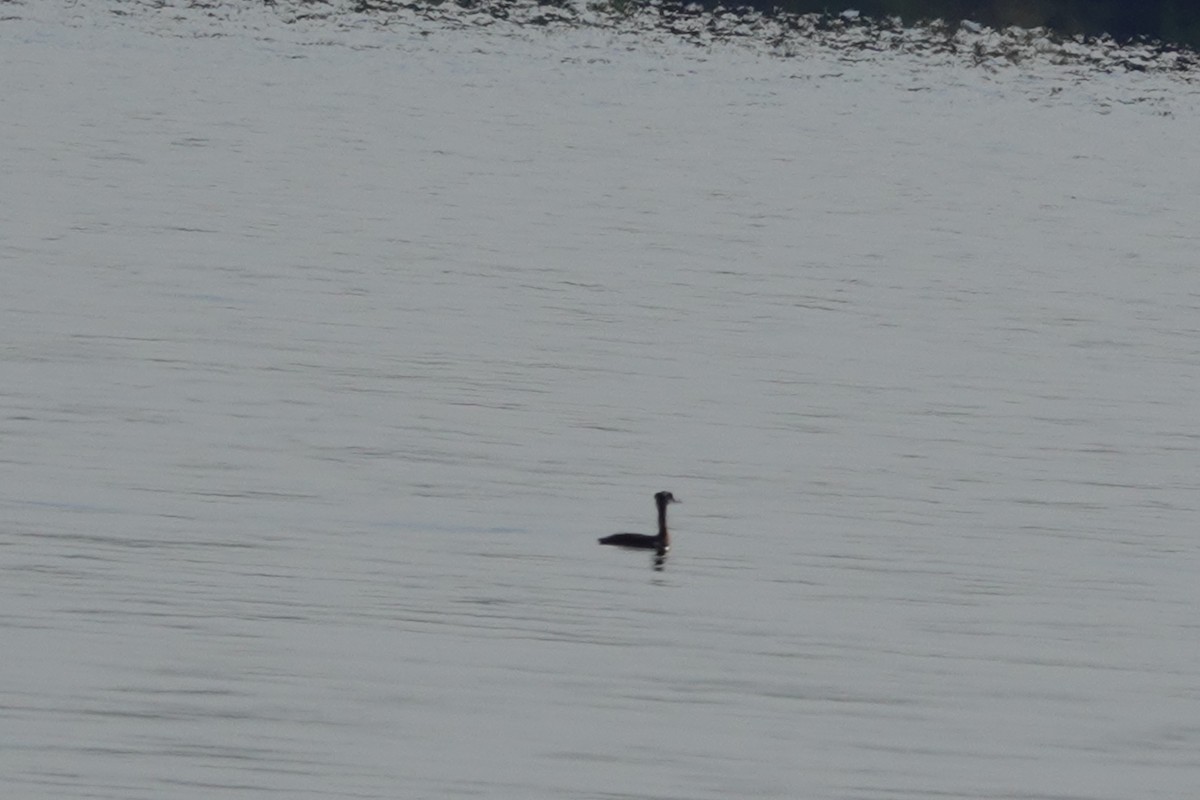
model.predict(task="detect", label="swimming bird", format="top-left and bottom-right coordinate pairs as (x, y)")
top-left (598, 491), bottom-right (678, 557)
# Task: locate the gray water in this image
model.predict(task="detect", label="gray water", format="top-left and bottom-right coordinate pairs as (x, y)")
top-left (4, 5), bottom-right (1200, 798)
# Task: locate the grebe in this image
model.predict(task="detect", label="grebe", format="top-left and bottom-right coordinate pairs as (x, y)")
top-left (598, 491), bottom-right (678, 556)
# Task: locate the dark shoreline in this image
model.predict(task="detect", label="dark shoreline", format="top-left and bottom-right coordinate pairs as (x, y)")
top-left (303, 0), bottom-right (1200, 74)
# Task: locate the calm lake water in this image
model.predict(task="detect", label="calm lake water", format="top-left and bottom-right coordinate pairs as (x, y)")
top-left (4, 4), bottom-right (1200, 798)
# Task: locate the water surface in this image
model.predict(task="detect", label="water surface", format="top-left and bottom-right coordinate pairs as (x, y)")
top-left (3, 5), bottom-right (1200, 798)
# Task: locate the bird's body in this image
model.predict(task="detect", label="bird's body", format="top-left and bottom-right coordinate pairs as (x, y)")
top-left (598, 491), bottom-right (678, 557)
top-left (597, 532), bottom-right (661, 550)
